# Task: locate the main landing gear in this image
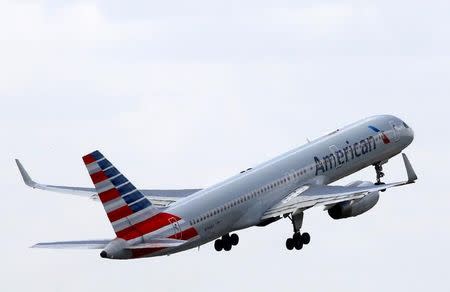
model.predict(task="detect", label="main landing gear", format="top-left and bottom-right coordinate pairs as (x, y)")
top-left (214, 233), bottom-right (239, 252)
top-left (285, 210), bottom-right (311, 251)
top-left (373, 162), bottom-right (386, 192)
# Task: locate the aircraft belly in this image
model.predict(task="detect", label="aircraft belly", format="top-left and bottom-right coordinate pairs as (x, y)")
top-left (231, 198), bottom-right (264, 230)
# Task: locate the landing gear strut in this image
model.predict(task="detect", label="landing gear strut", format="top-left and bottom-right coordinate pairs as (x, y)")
top-left (374, 162), bottom-right (385, 184)
top-left (285, 210), bottom-right (311, 251)
top-left (214, 233), bottom-right (239, 252)
top-left (373, 162), bottom-right (387, 192)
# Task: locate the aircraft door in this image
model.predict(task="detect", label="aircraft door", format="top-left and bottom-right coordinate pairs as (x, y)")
top-left (389, 121), bottom-right (401, 142)
top-left (168, 217), bottom-right (182, 239)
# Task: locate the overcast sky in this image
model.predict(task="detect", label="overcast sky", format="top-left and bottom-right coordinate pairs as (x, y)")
top-left (1, 1), bottom-right (449, 291)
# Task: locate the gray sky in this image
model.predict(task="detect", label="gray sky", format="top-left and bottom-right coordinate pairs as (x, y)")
top-left (1, 1), bottom-right (449, 291)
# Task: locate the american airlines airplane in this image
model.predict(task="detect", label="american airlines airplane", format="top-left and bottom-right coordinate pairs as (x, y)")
top-left (16, 115), bottom-right (417, 259)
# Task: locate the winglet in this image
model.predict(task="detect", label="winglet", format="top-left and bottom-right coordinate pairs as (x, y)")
top-left (402, 153), bottom-right (417, 183)
top-left (15, 159), bottom-right (37, 188)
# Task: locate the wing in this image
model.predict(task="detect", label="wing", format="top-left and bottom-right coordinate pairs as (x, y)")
top-left (261, 153), bottom-right (417, 220)
top-left (32, 240), bottom-right (111, 249)
top-left (140, 189), bottom-right (202, 207)
top-left (15, 159), bottom-right (201, 207)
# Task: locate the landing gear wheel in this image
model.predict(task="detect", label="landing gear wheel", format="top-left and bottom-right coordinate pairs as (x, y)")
top-left (294, 237), bottom-right (303, 250)
top-left (286, 211), bottom-right (311, 251)
top-left (374, 181), bottom-right (386, 192)
top-left (223, 240), bottom-right (232, 251)
top-left (214, 239), bottom-right (223, 251)
top-left (286, 238), bottom-right (294, 250)
top-left (230, 233), bottom-right (239, 246)
top-left (301, 232), bottom-right (310, 245)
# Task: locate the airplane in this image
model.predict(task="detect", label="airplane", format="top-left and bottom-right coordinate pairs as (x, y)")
top-left (16, 114), bottom-right (417, 259)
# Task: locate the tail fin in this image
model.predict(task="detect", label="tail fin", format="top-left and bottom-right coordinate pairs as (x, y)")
top-left (82, 150), bottom-right (159, 238)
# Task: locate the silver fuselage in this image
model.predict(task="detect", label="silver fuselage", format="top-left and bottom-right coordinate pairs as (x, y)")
top-left (147, 115), bottom-right (414, 257)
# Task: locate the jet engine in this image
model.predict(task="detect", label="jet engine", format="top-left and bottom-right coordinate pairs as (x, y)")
top-left (327, 181), bottom-right (380, 220)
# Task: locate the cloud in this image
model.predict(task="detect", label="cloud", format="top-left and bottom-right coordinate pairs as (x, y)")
top-left (0, 1), bottom-right (160, 42)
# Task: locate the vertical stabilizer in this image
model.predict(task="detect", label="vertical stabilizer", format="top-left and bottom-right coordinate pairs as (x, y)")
top-left (82, 150), bottom-right (159, 239)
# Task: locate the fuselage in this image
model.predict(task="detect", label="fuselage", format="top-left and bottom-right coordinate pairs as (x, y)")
top-left (141, 115), bottom-right (414, 257)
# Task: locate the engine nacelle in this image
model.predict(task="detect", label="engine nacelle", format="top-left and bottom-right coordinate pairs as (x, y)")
top-left (328, 181), bottom-right (380, 220)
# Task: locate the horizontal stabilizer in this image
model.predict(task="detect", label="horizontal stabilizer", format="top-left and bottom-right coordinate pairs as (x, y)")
top-left (32, 240), bottom-right (111, 249)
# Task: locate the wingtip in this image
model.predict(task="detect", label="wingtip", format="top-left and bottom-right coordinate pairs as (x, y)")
top-left (15, 159), bottom-right (36, 187)
top-left (402, 153), bottom-right (418, 183)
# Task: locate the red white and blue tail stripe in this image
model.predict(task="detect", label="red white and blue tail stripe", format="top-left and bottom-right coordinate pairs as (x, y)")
top-left (82, 150), bottom-right (156, 235)
top-left (82, 150), bottom-right (199, 257)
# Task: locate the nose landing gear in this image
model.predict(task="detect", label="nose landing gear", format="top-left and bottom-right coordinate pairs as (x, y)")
top-left (374, 162), bottom-right (384, 184)
top-left (373, 162), bottom-right (387, 191)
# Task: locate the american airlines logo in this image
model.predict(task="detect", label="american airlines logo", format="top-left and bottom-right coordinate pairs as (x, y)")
top-left (314, 126), bottom-right (388, 176)
top-left (368, 125), bottom-right (391, 144)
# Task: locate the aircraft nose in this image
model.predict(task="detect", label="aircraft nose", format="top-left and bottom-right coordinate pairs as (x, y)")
top-left (406, 128), bottom-right (414, 144)
top-left (403, 123), bottom-right (414, 145)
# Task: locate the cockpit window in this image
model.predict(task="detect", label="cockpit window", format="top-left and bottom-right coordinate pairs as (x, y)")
top-left (403, 122), bottom-right (410, 129)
